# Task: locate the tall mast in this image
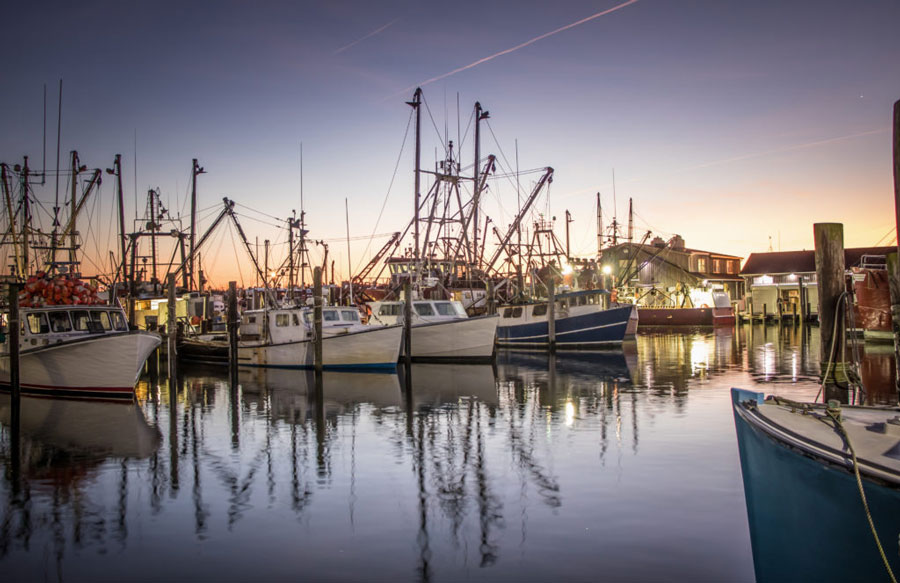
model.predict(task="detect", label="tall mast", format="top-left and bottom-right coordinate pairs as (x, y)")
top-left (407, 88), bottom-right (423, 270)
top-left (345, 198), bottom-right (353, 305)
top-left (22, 157), bottom-right (31, 273)
top-left (565, 210), bottom-right (572, 258)
top-left (299, 143), bottom-right (307, 288)
top-left (596, 192), bottom-right (602, 255)
top-left (627, 197), bottom-right (633, 243)
top-left (288, 212), bottom-right (296, 301)
top-left (149, 189), bottom-right (159, 290)
top-left (68, 150), bottom-right (80, 267)
top-left (473, 101), bottom-right (489, 270)
top-left (114, 155), bottom-right (127, 284)
top-left (189, 158), bottom-right (204, 289)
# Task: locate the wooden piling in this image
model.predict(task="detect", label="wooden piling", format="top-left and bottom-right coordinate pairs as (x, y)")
top-left (814, 223), bottom-right (846, 396)
top-left (891, 99), bottom-right (900, 399)
top-left (313, 266), bottom-right (323, 373)
top-left (403, 279), bottom-right (412, 366)
top-left (486, 280), bottom-right (495, 315)
top-left (547, 278), bottom-right (556, 352)
top-left (799, 277), bottom-right (808, 322)
top-left (227, 281), bottom-right (238, 387)
top-left (166, 274), bottom-right (177, 381)
top-left (8, 283), bottom-right (21, 442)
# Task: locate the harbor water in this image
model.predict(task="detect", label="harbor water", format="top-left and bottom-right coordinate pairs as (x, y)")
top-left (1, 325), bottom-right (895, 582)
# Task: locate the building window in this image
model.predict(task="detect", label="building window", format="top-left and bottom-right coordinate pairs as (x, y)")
top-left (697, 257), bottom-right (707, 272)
top-left (713, 259), bottom-right (721, 273)
top-left (726, 261), bottom-right (735, 274)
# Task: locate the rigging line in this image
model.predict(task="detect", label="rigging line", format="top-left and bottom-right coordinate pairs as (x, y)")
top-left (233, 201), bottom-right (289, 223)
top-left (420, 94), bottom-right (448, 153)
top-left (233, 211), bottom-right (289, 231)
top-left (352, 107), bottom-right (414, 275)
top-left (872, 226), bottom-right (896, 247)
top-left (484, 120), bottom-right (517, 186)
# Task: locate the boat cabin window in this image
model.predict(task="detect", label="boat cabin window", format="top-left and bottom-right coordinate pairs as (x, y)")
top-left (414, 303), bottom-right (435, 316)
top-left (434, 302), bottom-right (456, 317)
top-left (323, 310), bottom-right (340, 321)
top-left (293, 314), bottom-right (301, 326)
top-left (27, 312), bottom-right (49, 334)
top-left (502, 307), bottom-right (513, 318)
top-left (247, 316), bottom-right (257, 324)
top-left (91, 310), bottom-right (112, 331)
top-left (110, 311), bottom-right (128, 331)
top-left (341, 310), bottom-right (359, 322)
top-left (378, 304), bottom-right (401, 316)
top-left (71, 310), bottom-right (91, 331)
top-left (511, 307), bottom-right (523, 318)
top-left (48, 311), bottom-right (73, 332)
top-left (532, 304), bottom-right (547, 317)
top-left (276, 314), bottom-right (290, 327)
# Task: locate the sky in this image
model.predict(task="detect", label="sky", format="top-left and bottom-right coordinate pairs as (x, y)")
top-left (2, 0), bottom-right (899, 287)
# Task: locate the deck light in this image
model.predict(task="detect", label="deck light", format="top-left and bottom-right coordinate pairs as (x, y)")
top-left (602, 265), bottom-right (612, 275)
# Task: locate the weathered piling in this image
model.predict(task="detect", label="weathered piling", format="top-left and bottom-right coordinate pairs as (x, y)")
top-left (547, 278), bottom-right (556, 351)
top-left (403, 279), bottom-right (412, 366)
top-left (227, 281), bottom-right (238, 388)
top-left (313, 266), bottom-right (323, 373)
top-left (166, 274), bottom-right (177, 381)
top-left (891, 99), bottom-right (900, 398)
top-left (799, 277), bottom-right (808, 322)
top-left (486, 280), bottom-right (495, 315)
top-left (8, 283), bottom-right (21, 475)
top-left (814, 222), bottom-right (847, 399)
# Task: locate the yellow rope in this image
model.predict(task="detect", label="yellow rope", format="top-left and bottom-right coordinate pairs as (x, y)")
top-left (825, 408), bottom-right (898, 583)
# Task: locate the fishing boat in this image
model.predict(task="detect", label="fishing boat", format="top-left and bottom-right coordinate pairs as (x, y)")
top-left (496, 290), bottom-right (635, 348)
top-left (0, 304), bottom-right (161, 400)
top-left (236, 306), bottom-right (401, 371)
top-left (731, 388), bottom-right (900, 581)
top-left (367, 298), bottom-right (498, 363)
top-left (636, 288), bottom-right (735, 326)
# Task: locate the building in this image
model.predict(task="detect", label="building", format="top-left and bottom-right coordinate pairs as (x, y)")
top-left (739, 246), bottom-right (894, 319)
top-left (600, 235), bottom-right (744, 302)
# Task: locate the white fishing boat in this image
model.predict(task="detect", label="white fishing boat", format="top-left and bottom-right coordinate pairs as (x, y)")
top-left (237, 306), bottom-right (402, 371)
top-left (0, 304), bottom-right (161, 401)
top-left (367, 299), bottom-right (498, 363)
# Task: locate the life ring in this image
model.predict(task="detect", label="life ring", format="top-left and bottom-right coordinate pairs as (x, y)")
top-left (190, 315), bottom-right (201, 326)
top-left (701, 304), bottom-right (709, 309)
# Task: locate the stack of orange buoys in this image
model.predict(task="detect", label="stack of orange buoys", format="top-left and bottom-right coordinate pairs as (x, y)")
top-left (18, 272), bottom-right (103, 307)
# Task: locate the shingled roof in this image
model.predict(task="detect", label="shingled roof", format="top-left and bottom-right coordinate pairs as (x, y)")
top-left (740, 246), bottom-right (895, 275)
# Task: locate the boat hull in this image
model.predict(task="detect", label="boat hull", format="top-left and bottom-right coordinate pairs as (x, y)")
top-left (638, 306), bottom-right (734, 326)
top-left (0, 331), bottom-right (161, 401)
top-left (408, 315), bottom-right (498, 362)
top-left (238, 325), bottom-right (402, 371)
top-left (496, 305), bottom-right (633, 348)
top-left (731, 388), bottom-right (900, 581)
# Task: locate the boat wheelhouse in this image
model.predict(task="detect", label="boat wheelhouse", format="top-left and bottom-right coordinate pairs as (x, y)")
top-left (496, 290), bottom-right (634, 349)
top-left (0, 304), bottom-right (161, 401)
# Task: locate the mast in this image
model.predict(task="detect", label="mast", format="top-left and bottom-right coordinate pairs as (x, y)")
top-left (114, 155), bottom-right (127, 284)
top-left (473, 101), bottom-right (489, 271)
top-left (627, 198), bottom-right (633, 243)
top-left (149, 189), bottom-right (159, 291)
top-left (288, 212), bottom-right (296, 301)
top-left (345, 198), bottom-right (353, 305)
top-left (22, 158), bottom-right (31, 273)
top-left (68, 151), bottom-right (81, 267)
top-left (189, 158), bottom-right (204, 289)
top-left (596, 192), bottom-right (602, 255)
top-left (565, 210), bottom-right (572, 259)
top-left (407, 88), bottom-right (423, 272)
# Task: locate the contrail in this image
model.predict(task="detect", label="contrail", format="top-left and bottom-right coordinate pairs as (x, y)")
top-left (395, 0), bottom-right (640, 95)
top-left (335, 19), bottom-right (398, 55)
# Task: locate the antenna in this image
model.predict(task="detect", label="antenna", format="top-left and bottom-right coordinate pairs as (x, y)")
top-left (41, 83), bottom-right (46, 185)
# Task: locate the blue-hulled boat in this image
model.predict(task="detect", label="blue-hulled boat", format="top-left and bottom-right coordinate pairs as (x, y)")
top-left (731, 388), bottom-right (900, 582)
top-left (496, 290), bottom-right (635, 349)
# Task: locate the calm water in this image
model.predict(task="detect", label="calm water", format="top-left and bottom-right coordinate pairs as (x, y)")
top-left (1, 325), bottom-right (895, 582)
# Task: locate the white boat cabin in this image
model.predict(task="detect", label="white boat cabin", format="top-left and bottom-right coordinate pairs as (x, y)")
top-left (5, 305), bottom-right (131, 347)
top-left (367, 300), bottom-right (467, 326)
top-left (239, 306), bottom-right (367, 343)
top-left (499, 290), bottom-right (609, 325)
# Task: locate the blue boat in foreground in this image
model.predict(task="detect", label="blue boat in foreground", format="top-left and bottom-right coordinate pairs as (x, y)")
top-left (496, 290), bottom-right (636, 349)
top-left (731, 388), bottom-right (900, 582)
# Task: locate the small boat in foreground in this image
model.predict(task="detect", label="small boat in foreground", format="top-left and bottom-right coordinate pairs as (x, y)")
top-left (731, 388), bottom-right (900, 581)
top-left (0, 305), bottom-right (161, 401)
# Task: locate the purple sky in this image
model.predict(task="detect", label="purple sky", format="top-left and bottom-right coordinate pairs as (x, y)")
top-left (2, 0), bottom-right (899, 285)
